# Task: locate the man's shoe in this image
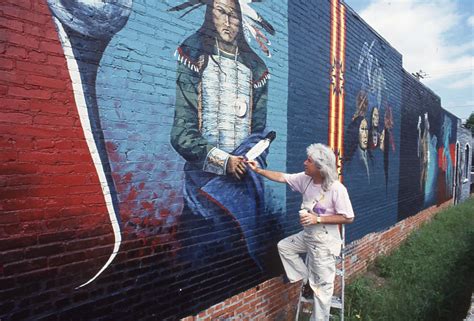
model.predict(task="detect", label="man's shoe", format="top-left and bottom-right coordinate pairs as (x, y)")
top-left (302, 281), bottom-right (313, 299)
top-left (281, 275), bottom-right (290, 284)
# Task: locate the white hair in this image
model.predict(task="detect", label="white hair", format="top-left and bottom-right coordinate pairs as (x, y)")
top-left (306, 143), bottom-right (338, 191)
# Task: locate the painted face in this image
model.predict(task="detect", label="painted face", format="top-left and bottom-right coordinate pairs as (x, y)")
top-left (371, 130), bottom-right (378, 147)
top-left (212, 0), bottom-right (240, 45)
top-left (372, 107), bottom-right (379, 127)
top-left (304, 156), bottom-right (321, 179)
top-left (359, 118), bottom-right (368, 150)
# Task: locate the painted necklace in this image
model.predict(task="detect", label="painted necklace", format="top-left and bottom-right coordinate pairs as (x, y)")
top-left (215, 38), bottom-right (248, 118)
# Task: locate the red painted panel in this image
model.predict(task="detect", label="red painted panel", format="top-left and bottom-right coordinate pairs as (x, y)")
top-left (0, 0), bottom-right (113, 285)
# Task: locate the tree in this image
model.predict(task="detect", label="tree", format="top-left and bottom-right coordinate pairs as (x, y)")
top-left (466, 112), bottom-right (474, 136)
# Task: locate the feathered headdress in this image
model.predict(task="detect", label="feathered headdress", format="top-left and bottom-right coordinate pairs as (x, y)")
top-left (168, 0), bottom-right (275, 57)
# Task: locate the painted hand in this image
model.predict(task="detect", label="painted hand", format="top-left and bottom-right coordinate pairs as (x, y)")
top-left (227, 156), bottom-right (246, 180)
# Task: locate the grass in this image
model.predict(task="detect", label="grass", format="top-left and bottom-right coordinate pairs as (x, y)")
top-left (340, 197), bottom-right (474, 321)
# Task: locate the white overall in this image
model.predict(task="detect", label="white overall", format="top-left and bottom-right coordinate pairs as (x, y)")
top-left (278, 195), bottom-right (342, 321)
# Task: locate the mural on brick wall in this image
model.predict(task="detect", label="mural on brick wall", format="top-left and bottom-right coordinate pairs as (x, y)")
top-left (344, 40), bottom-right (396, 186)
top-left (455, 122), bottom-right (472, 203)
top-left (398, 73), bottom-right (457, 220)
top-left (342, 37), bottom-right (401, 242)
top-left (2, 0), bottom-right (472, 320)
top-left (418, 112), bottom-right (438, 205)
top-left (45, 0), bottom-right (270, 261)
top-left (168, 0), bottom-right (280, 272)
top-left (437, 115), bottom-right (454, 203)
top-left (40, 0), bottom-right (285, 314)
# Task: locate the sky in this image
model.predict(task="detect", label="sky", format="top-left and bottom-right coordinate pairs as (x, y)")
top-left (344, 0), bottom-right (474, 121)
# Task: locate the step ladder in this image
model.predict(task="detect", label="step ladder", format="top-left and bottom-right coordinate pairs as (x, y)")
top-left (295, 224), bottom-right (345, 321)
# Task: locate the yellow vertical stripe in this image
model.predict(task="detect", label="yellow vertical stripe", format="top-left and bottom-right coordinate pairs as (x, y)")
top-left (329, 0), bottom-right (338, 149)
top-left (338, 4), bottom-right (346, 159)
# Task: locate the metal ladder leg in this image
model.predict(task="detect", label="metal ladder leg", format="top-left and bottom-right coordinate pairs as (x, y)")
top-left (330, 224), bottom-right (345, 321)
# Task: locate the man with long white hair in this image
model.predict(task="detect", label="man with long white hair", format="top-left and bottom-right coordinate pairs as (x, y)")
top-left (246, 143), bottom-right (355, 321)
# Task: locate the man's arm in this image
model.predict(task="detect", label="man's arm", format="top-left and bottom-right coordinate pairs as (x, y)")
top-left (246, 160), bottom-right (286, 183)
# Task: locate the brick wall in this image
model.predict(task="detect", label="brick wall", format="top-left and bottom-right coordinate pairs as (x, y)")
top-left (181, 279), bottom-right (300, 321)
top-left (0, 0), bottom-right (472, 320)
top-left (455, 120), bottom-right (473, 203)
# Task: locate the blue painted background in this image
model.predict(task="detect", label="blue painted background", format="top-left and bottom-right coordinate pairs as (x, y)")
top-left (342, 10), bottom-right (402, 243)
top-left (286, 0), bottom-right (332, 236)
